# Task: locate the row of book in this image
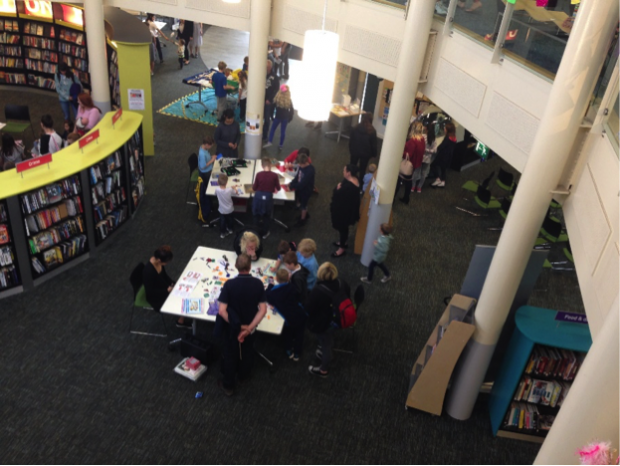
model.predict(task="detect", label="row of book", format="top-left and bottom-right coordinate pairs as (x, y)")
top-left (0, 245), bottom-right (14, 266)
top-left (0, 33), bottom-right (20, 44)
top-left (513, 376), bottom-right (571, 408)
top-left (28, 74), bottom-right (55, 89)
top-left (0, 56), bottom-right (23, 68)
top-left (0, 203), bottom-right (7, 222)
top-left (0, 264), bottom-right (19, 289)
top-left (524, 345), bottom-right (585, 381)
top-left (58, 42), bottom-right (86, 58)
top-left (0, 224), bottom-right (9, 244)
top-left (30, 234), bottom-right (87, 274)
top-left (93, 189), bottom-right (126, 221)
top-left (0, 45), bottom-right (21, 56)
top-left (503, 402), bottom-right (555, 433)
top-left (24, 58), bottom-right (56, 74)
top-left (27, 216), bottom-right (85, 254)
top-left (0, 71), bottom-right (25, 84)
top-left (23, 197), bottom-right (82, 237)
top-left (25, 48), bottom-right (57, 62)
top-left (95, 207), bottom-right (128, 241)
top-left (22, 35), bottom-right (55, 50)
top-left (24, 203), bottom-right (70, 235)
top-left (59, 29), bottom-right (84, 45)
top-left (74, 69), bottom-right (89, 84)
top-left (60, 55), bottom-right (87, 71)
top-left (0, 20), bottom-right (19, 32)
top-left (20, 176), bottom-right (81, 215)
top-left (89, 153), bottom-right (122, 183)
top-left (23, 22), bottom-right (53, 37)
top-left (92, 180), bottom-right (125, 207)
top-left (132, 179), bottom-right (145, 208)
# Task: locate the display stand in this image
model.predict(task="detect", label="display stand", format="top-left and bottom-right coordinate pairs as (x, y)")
top-left (406, 294), bottom-right (476, 415)
top-left (488, 306), bottom-right (591, 443)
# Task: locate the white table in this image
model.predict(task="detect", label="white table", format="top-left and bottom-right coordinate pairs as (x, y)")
top-left (325, 106), bottom-right (366, 143)
top-left (252, 164), bottom-right (296, 231)
top-left (160, 246), bottom-right (285, 336)
top-left (205, 159), bottom-right (256, 199)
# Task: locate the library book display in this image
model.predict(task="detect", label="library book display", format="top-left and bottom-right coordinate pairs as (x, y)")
top-left (0, 110), bottom-right (145, 300)
top-left (488, 306), bottom-right (592, 443)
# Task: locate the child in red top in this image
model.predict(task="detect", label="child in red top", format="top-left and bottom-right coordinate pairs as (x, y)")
top-left (396, 122), bottom-right (425, 204)
top-left (252, 157), bottom-right (281, 239)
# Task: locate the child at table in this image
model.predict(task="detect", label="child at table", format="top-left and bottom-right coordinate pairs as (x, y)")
top-left (271, 239), bottom-right (297, 272)
top-left (266, 268), bottom-right (307, 361)
top-left (296, 238), bottom-right (318, 290)
top-left (215, 173), bottom-right (235, 239)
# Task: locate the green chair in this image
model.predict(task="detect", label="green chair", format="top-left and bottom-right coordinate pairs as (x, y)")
top-left (186, 153), bottom-right (199, 205)
top-left (496, 167), bottom-right (515, 192)
top-left (540, 213), bottom-right (568, 243)
top-left (474, 185), bottom-right (501, 209)
top-left (499, 198), bottom-right (511, 220)
top-left (462, 171), bottom-right (495, 193)
top-left (129, 263), bottom-right (169, 338)
top-left (3, 104), bottom-right (35, 142)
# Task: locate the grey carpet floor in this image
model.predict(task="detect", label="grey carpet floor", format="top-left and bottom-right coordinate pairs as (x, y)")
top-left (0, 28), bottom-right (583, 464)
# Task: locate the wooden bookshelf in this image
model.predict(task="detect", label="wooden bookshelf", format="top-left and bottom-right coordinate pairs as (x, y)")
top-left (488, 306), bottom-right (592, 443)
top-left (406, 294), bottom-right (477, 415)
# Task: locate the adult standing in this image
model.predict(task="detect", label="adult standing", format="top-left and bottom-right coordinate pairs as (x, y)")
top-left (330, 164), bottom-right (361, 257)
top-left (306, 262), bottom-right (350, 377)
top-left (190, 22), bottom-right (203, 58)
top-left (54, 63), bottom-right (81, 121)
top-left (178, 19), bottom-right (193, 65)
top-left (286, 152), bottom-right (315, 227)
top-left (430, 122), bottom-right (457, 188)
top-left (348, 113), bottom-right (377, 184)
top-left (412, 123), bottom-right (437, 193)
top-left (395, 121), bottom-right (425, 204)
top-left (146, 14), bottom-right (169, 64)
top-left (264, 84), bottom-right (294, 150)
top-left (262, 60), bottom-right (280, 143)
top-left (213, 61), bottom-right (234, 121)
top-left (214, 109), bottom-right (241, 158)
top-left (217, 253), bottom-right (268, 396)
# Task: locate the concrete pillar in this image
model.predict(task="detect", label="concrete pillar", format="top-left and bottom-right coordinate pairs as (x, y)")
top-left (360, 0), bottom-right (436, 265)
top-left (535, 304), bottom-right (619, 464)
top-left (244, 0), bottom-right (270, 160)
top-left (445, 0), bottom-right (619, 420)
top-left (84, 0), bottom-right (111, 113)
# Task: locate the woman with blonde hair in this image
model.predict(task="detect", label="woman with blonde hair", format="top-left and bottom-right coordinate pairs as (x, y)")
top-left (237, 70), bottom-right (248, 121)
top-left (233, 229), bottom-right (263, 261)
top-left (264, 84), bottom-right (294, 150)
top-left (395, 121), bottom-right (425, 204)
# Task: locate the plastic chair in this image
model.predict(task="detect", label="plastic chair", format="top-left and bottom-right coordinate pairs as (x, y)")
top-left (129, 263), bottom-right (169, 338)
top-left (474, 185), bottom-right (501, 209)
top-left (186, 153), bottom-right (199, 205)
top-left (462, 171), bottom-right (495, 193)
top-left (540, 213), bottom-right (568, 243)
top-left (3, 104), bottom-right (35, 141)
top-left (496, 168), bottom-right (515, 192)
top-left (499, 198), bottom-right (511, 220)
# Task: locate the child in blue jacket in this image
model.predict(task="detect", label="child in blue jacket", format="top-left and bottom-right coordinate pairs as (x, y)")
top-left (361, 223), bottom-right (393, 284)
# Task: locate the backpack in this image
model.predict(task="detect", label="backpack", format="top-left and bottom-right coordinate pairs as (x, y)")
top-left (399, 154), bottom-right (413, 178)
top-left (319, 281), bottom-right (357, 329)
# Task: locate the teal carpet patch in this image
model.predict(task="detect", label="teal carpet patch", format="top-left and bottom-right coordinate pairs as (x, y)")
top-left (157, 88), bottom-right (245, 132)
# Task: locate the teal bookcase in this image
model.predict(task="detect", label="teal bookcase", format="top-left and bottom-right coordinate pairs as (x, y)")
top-left (488, 306), bottom-right (592, 442)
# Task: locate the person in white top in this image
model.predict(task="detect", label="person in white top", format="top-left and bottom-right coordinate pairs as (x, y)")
top-left (32, 114), bottom-right (63, 157)
top-left (237, 70), bottom-right (248, 122)
top-left (146, 13), bottom-right (169, 64)
top-left (215, 173), bottom-right (236, 238)
top-left (190, 22), bottom-right (203, 58)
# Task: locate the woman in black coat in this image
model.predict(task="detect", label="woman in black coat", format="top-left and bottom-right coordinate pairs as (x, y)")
top-left (348, 114), bottom-right (377, 183)
top-left (178, 20), bottom-right (193, 64)
top-left (330, 164), bottom-right (361, 258)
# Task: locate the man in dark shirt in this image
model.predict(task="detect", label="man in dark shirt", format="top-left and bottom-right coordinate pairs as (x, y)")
top-left (217, 253), bottom-right (267, 396)
top-left (263, 60), bottom-right (280, 142)
top-left (287, 152), bottom-right (315, 226)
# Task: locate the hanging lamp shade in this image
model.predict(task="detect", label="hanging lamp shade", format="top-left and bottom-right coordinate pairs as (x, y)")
top-left (297, 30), bottom-right (339, 122)
top-left (222, 0), bottom-right (241, 3)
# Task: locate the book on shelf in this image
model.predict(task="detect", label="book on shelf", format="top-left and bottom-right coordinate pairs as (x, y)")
top-left (0, 224), bottom-right (9, 244)
top-left (524, 345), bottom-right (584, 381)
top-left (174, 357), bottom-right (207, 382)
top-left (0, 245), bottom-right (14, 266)
top-left (0, 264), bottom-right (19, 289)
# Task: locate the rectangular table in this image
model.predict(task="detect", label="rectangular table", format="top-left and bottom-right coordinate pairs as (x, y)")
top-left (252, 163), bottom-right (296, 231)
top-left (160, 246), bottom-right (285, 336)
top-left (326, 106), bottom-right (365, 143)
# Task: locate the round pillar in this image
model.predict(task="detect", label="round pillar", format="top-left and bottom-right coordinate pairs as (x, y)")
top-left (84, 0), bottom-right (111, 113)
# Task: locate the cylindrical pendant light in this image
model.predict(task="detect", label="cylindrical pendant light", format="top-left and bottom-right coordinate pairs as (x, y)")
top-left (297, 0), bottom-right (339, 121)
top-left (222, 0), bottom-right (241, 3)
top-left (297, 30), bottom-right (339, 121)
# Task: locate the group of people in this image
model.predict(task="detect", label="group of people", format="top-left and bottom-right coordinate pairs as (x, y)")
top-left (145, 15), bottom-right (204, 73)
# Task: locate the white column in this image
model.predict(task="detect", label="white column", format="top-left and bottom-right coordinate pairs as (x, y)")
top-left (244, 0), bottom-right (271, 160)
top-left (84, 0), bottom-right (111, 113)
top-left (360, 0), bottom-right (436, 265)
top-left (445, 0), bottom-right (619, 420)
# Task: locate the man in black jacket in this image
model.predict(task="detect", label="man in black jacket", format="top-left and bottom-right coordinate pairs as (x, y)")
top-left (179, 20), bottom-right (193, 64)
top-left (263, 60), bottom-right (280, 142)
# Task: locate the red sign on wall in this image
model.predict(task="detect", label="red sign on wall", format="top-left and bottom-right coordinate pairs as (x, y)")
top-left (16, 153), bottom-right (52, 173)
top-left (78, 129), bottom-right (100, 149)
top-left (22, 0), bottom-right (52, 20)
top-left (112, 108), bottom-right (123, 125)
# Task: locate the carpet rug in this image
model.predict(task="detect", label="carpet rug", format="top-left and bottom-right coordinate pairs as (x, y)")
top-left (157, 88), bottom-right (246, 132)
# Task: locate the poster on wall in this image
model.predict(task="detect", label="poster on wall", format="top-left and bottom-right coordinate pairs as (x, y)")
top-left (245, 113), bottom-right (261, 135)
top-left (128, 89), bottom-right (145, 111)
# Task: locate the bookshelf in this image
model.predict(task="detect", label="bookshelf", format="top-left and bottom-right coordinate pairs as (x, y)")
top-left (89, 150), bottom-right (129, 245)
top-left (0, 199), bottom-right (21, 293)
top-left (20, 175), bottom-right (88, 277)
top-left (488, 306), bottom-right (592, 443)
top-left (107, 41), bottom-right (120, 109)
top-left (406, 294), bottom-right (477, 415)
top-left (126, 129), bottom-right (145, 213)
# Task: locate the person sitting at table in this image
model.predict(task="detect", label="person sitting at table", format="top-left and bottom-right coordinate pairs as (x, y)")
top-left (252, 157), bottom-right (281, 239)
top-left (143, 245), bottom-right (191, 329)
top-left (233, 229), bottom-right (263, 261)
top-left (32, 114), bottom-right (63, 157)
top-left (215, 109), bottom-right (241, 158)
top-left (213, 61), bottom-right (235, 121)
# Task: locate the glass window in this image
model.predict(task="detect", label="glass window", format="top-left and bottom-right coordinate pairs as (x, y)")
top-left (452, 0), bottom-right (504, 49)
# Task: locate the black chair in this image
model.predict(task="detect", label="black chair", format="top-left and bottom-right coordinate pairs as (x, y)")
top-left (496, 168), bottom-right (515, 192)
top-left (129, 263), bottom-right (169, 338)
top-left (186, 153), bottom-right (199, 205)
top-left (335, 284), bottom-right (365, 354)
top-left (3, 104), bottom-right (35, 142)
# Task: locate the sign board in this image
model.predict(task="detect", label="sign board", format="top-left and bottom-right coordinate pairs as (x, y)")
top-left (20, 0), bottom-right (53, 21)
top-left (128, 89), bottom-right (145, 111)
top-left (16, 153), bottom-right (52, 173)
top-left (475, 141), bottom-right (489, 160)
top-left (555, 311), bottom-right (588, 324)
top-left (78, 129), bottom-right (100, 149)
top-left (112, 108), bottom-right (123, 126)
top-left (0, 0), bottom-right (16, 16)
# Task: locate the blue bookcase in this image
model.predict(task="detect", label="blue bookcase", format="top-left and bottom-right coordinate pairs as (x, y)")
top-left (488, 306), bottom-right (592, 443)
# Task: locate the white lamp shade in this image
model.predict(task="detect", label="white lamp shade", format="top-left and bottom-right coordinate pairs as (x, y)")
top-left (297, 30), bottom-right (339, 122)
top-left (222, 0), bottom-right (241, 3)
